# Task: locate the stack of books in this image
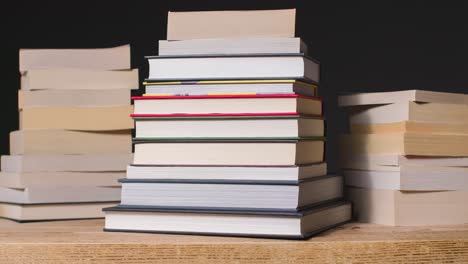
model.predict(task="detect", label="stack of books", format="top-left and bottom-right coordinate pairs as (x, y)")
top-left (339, 90), bottom-right (468, 226)
top-left (0, 45), bottom-right (138, 221)
top-left (104, 9), bottom-right (351, 239)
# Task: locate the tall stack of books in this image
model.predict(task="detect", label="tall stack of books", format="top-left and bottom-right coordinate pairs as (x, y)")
top-left (104, 9), bottom-right (351, 239)
top-left (0, 45), bottom-right (138, 221)
top-left (340, 90), bottom-right (468, 226)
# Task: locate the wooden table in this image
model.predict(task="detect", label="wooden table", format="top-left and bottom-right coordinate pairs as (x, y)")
top-left (0, 219), bottom-right (466, 263)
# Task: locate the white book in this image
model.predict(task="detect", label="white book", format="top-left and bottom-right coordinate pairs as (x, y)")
top-left (126, 163), bottom-right (327, 182)
top-left (158, 38), bottom-right (307, 56)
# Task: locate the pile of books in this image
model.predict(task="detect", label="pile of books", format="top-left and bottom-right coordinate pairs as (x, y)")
top-left (0, 45), bottom-right (138, 221)
top-left (104, 9), bottom-right (351, 239)
top-left (340, 90), bottom-right (468, 226)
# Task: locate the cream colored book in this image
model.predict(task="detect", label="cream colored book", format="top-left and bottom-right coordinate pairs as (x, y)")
top-left (0, 171), bottom-right (123, 188)
top-left (0, 202), bottom-right (117, 221)
top-left (10, 130), bottom-right (132, 155)
top-left (19, 89), bottom-right (131, 108)
top-left (19, 45), bottom-right (131, 71)
top-left (21, 69), bottom-right (138, 90)
top-left (350, 121), bottom-right (468, 135)
top-left (339, 90), bottom-right (468, 106)
top-left (340, 133), bottom-right (468, 156)
top-left (348, 101), bottom-right (468, 125)
top-left (167, 9), bottom-right (295, 40)
top-left (347, 187), bottom-right (468, 226)
top-left (19, 106), bottom-right (134, 130)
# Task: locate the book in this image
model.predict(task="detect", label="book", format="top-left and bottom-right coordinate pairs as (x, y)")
top-left (146, 54), bottom-right (319, 82)
top-left (350, 121), bottom-right (468, 135)
top-left (347, 187), bottom-right (468, 226)
top-left (167, 9), bottom-right (296, 40)
top-left (133, 139), bottom-right (324, 166)
top-left (132, 95), bottom-right (322, 116)
top-left (119, 175), bottom-right (341, 210)
top-left (19, 45), bottom-right (131, 71)
top-left (126, 163), bottom-right (327, 182)
top-left (339, 90), bottom-right (468, 106)
top-left (158, 38), bottom-right (307, 56)
top-left (340, 133), bottom-right (468, 156)
top-left (0, 186), bottom-right (120, 204)
top-left (144, 79), bottom-right (318, 96)
top-left (1, 154), bottom-right (132, 173)
top-left (20, 106), bottom-right (134, 130)
top-left (0, 171), bottom-right (123, 188)
top-left (19, 89), bottom-right (131, 108)
top-left (344, 166), bottom-right (468, 190)
top-left (104, 201), bottom-right (351, 239)
top-left (21, 69), bottom-right (138, 90)
top-left (0, 202), bottom-right (117, 221)
top-left (10, 130), bottom-right (132, 155)
top-left (347, 101), bottom-right (468, 125)
top-left (134, 114), bottom-right (324, 138)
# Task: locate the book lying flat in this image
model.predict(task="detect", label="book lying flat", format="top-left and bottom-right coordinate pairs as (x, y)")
top-left (0, 202), bottom-right (117, 222)
top-left (120, 175), bottom-right (342, 210)
top-left (134, 114), bottom-right (324, 138)
top-left (10, 130), bottom-right (131, 155)
top-left (159, 38), bottom-right (307, 56)
top-left (133, 139), bottom-right (324, 166)
top-left (347, 187), bottom-right (468, 226)
top-left (104, 201), bottom-right (351, 239)
top-left (146, 54), bottom-right (319, 82)
top-left (344, 166), bottom-right (468, 190)
top-left (1, 154), bottom-right (132, 173)
top-left (347, 101), bottom-right (468, 125)
top-left (0, 171), bottom-right (123, 188)
top-left (19, 45), bottom-right (131, 71)
top-left (144, 79), bottom-right (317, 97)
top-left (167, 9), bottom-right (296, 40)
top-left (340, 133), bottom-right (468, 156)
top-left (126, 163), bottom-right (327, 182)
top-left (350, 121), bottom-right (468, 135)
top-left (19, 89), bottom-right (131, 108)
top-left (339, 90), bottom-right (468, 106)
top-left (133, 94), bottom-right (322, 116)
top-left (20, 106), bottom-right (134, 130)
top-left (0, 186), bottom-right (120, 204)
top-left (21, 69), bottom-right (138, 90)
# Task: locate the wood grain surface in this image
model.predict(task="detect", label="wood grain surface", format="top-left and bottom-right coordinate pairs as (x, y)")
top-left (0, 219), bottom-right (466, 263)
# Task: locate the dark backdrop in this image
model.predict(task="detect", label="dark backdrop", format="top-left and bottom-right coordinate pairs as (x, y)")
top-left (1, 0), bottom-right (468, 172)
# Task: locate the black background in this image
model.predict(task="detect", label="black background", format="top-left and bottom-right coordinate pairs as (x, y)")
top-left (1, 0), bottom-right (468, 172)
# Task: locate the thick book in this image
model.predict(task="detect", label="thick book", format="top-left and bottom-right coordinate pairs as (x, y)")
top-left (158, 38), bottom-right (307, 56)
top-left (119, 175), bottom-right (342, 210)
top-left (19, 89), bottom-right (131, 108)
top-left (0, 171), bottom-right (123, 189)
top-left (347, 187), bottom-right (468, 226)
top-left (132, 94), bottom-right (322, 116)
top-left (0, 202), bottom-right (117, 222)
top-left (0, 186), bottom-right (120, 204)
top-left (104, 201), bottom-right (351, 239)
top-left (167, 9), bottom-right (296, 40)
top-left (126, 163), bottom-right (327, 182)
top-left (344, 166), bottom-right (468, 191)
top-left (20, 106), bottom-right (134, 130)
top-left (350, 121), bottom-right (468, 135)
top-left (340, 133), bottom-right (468, 157)
top-left (134, 114), bottom-right (324, 138)
top-left (19, 45), bottom-right (131, 71)
top-left (144, 79), bottom-right (318, 97)
top-left (339, 90), bottom-right (468, 106)
top-left (21, 69), bottom-right (138, 90)
top-left (1, 154), bottom-right (132, 173)
top-left (146, 54), bottom-right (319, 82)
top-left (10, 130), bottom-right (131, 155)
top-left (133, 138), bottom-right (324, 166)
